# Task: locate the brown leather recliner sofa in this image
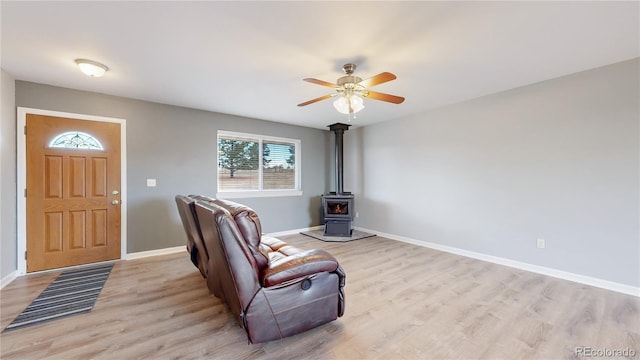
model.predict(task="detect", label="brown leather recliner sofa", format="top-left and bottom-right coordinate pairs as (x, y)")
top-left (175, 195), bottom-right (346, 343)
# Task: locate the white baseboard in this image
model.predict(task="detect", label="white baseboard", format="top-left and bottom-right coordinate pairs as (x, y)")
top-left (266, 225), bottom-right (323, 238)
top-left (126, 246), bottom-right (186, 260)
top-left (355, 227), bottom-right (640, 297)
top-left (0, 271), bottom-right (18, 290)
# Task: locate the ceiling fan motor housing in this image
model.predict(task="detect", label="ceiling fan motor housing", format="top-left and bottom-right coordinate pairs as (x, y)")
top-left (337, 76), bottom-right (363, 87)
top-left (339, 64), bottom-right (363, 91)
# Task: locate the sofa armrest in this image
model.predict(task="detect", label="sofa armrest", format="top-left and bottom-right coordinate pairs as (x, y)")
top-left (262, 249), bottom-right (339, 287)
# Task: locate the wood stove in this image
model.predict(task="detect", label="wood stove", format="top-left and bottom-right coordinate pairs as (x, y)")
top-left (323, 123), bottom-right (354, 236)
top-left (322, 193), bottom-right (354, 236)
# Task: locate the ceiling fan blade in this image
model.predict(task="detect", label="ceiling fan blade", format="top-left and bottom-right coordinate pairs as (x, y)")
top-left (303, 78), bottom-right (339, 88)
top-left (358, 72), bottom-right (397, 88)
top-left (297, 94), bottom-right (335, 107)
top-left (362, 90), bottom-right (405, 104)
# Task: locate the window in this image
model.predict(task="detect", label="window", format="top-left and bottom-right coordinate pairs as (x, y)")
top-left (49, 131), bottom-right (104, 150)
top-left (217, 131), bottom-right (301, 198)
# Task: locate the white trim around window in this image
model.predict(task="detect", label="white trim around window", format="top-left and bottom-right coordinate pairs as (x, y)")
top-left (216, 130), bottom-right (302, 199)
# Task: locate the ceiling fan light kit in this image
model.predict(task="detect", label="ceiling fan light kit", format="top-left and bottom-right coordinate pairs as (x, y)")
top-left (333, 94), bottom-right (364, 114)
top-left (298, 63), bottom-right (405, 117)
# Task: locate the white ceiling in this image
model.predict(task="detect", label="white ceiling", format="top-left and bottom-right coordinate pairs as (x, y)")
top-left (2, 1), bottom-right (638, 129)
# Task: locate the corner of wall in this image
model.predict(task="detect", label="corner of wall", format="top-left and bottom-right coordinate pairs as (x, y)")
top-left (1, 69), bottom-right (18, 282)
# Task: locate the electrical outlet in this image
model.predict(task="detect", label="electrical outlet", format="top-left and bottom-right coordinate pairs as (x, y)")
top-left (537, 238), bottom-right (545, 249)
top-left (355, 212), bottom-right (359, 218)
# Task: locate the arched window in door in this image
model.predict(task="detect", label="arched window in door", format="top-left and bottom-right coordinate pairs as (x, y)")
top-left (48, 131), bottom-right (104, 150)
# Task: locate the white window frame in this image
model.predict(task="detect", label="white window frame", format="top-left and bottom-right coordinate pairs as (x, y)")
top-left (216, 130), bottom-right (302, 199)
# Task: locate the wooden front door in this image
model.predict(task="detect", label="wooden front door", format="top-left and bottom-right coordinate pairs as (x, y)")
top-left (26, 114), bottom-right (121, 272)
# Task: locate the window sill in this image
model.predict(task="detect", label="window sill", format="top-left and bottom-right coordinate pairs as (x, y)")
top-left (216, 190), bottom-right (303, 199)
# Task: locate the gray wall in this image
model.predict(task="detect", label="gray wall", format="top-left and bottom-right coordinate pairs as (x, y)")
top-left (1, 70), bottom-right (17, 281)
top-left (15, 82), bottom-right (329, 253)
top-left (353, 59), bottom-right (639, 287)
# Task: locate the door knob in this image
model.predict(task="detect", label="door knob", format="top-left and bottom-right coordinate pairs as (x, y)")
top-left (112, 200), bottom-right (120, 205)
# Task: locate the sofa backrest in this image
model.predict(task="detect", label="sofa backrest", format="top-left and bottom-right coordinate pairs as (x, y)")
top-left (211, 199), bottom-right (269, 270)
top-left (174, 195), bottom-right (207, 277)
top-left (195, 201), bottom-right (261, 324)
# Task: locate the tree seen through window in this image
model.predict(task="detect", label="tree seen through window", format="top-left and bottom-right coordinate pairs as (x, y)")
top-left (217, 132), bottom-right (299, 193)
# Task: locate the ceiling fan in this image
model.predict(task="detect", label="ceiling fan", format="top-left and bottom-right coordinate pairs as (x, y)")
top-left (297, 63), bottom-right (405, 115)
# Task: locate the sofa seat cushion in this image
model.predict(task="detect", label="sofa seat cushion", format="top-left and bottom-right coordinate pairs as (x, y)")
top-left (259, 236), bottom-right (306, 267)
top-left (262, 249), bottom-right (339, 287)
top-left (261, 236), bottom-right (289, 251)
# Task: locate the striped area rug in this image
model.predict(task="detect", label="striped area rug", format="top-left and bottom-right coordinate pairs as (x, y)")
top-left (3, 263), bottom-right (114, 332)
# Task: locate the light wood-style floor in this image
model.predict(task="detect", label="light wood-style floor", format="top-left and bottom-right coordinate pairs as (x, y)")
top-left (1, 234), bottom-right (638, 359)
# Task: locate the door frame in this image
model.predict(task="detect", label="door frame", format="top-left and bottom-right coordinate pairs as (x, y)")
top-left (17, 107), bottom-right (127, 275)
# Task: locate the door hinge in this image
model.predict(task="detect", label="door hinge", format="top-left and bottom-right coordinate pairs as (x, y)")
top-left (24, 126), bottom-right (26, 135)
top-left (24, 251), bottom-right (27, 260)
top-left (24, 188), bottom-right (27, 197)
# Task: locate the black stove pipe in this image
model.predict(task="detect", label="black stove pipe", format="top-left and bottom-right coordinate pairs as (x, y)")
top-left (328, 123), bottom-right (351, 195)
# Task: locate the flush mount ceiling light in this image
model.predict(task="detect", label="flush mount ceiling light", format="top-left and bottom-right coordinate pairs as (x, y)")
top-left (75, 59), bottom-right (108, 77)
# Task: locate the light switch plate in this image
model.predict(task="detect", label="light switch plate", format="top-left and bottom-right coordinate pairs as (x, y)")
top-left (147, 179), bottom-right (156, 187)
